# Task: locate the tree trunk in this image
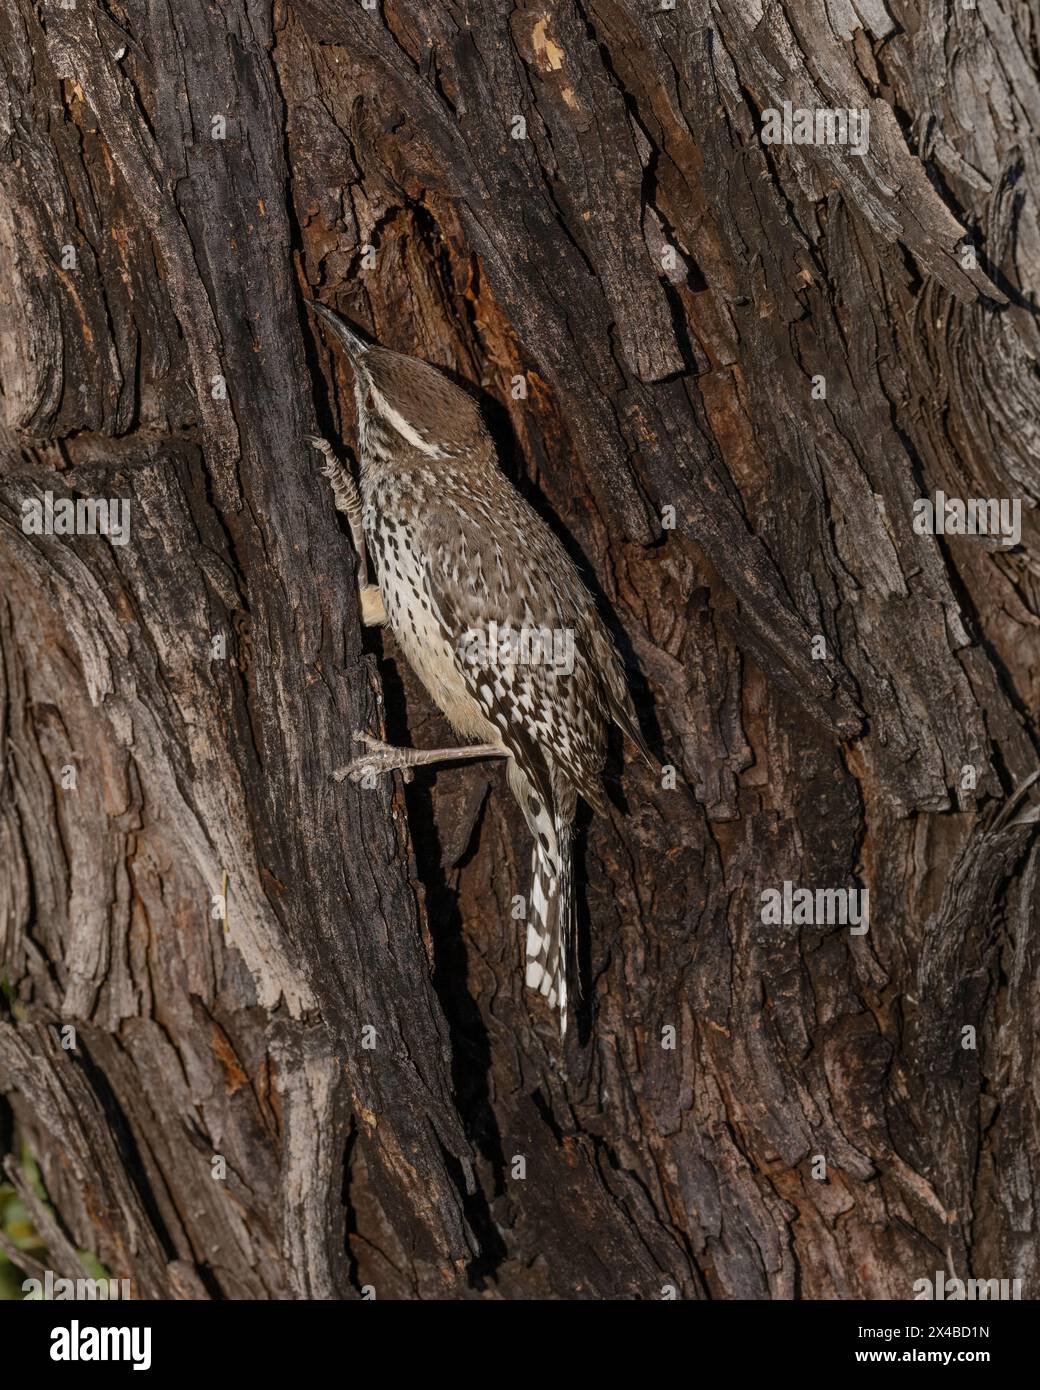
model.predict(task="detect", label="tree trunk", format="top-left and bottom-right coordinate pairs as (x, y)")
top-left (1, 0), bottom-right (1037, 1301)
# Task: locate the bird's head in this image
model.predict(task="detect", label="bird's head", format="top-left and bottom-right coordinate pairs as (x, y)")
top-left (307, 300), bottom-right (485, 465)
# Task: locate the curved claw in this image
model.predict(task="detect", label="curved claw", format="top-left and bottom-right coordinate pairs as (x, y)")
top-left (331, 732), bottom-right (414, 785)
top-left (331, 761), bottom-right (374, 786)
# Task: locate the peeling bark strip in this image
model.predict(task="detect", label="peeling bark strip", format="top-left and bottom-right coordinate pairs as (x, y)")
top-left (0, 0), bottom-right (1037, 1300)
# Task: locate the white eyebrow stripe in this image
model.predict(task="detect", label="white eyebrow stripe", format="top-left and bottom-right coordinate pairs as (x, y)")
top-left (372, 387), bottom-right (445, 457)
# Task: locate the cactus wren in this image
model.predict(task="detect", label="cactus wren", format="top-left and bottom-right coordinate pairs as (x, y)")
top-left (308, 300), bottom-right (650, 1034)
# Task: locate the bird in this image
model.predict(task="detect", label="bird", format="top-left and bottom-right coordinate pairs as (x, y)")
top-left (307, 299), bottom-right (651, 1035)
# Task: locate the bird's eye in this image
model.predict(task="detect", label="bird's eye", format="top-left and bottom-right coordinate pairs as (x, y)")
top-left (365, 391), bottom-right (374, 410)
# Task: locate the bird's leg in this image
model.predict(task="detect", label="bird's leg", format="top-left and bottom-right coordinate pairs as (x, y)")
top-left (333, 732), bottom-right (508, 785)
top-left (307, 435), bottom-right (387, 626)
top-left (307, 435), bottom-right (367, 575)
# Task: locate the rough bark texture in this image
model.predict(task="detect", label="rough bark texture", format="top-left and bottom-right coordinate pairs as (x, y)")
top-left (1, 0), bottom-right (1037, 1300)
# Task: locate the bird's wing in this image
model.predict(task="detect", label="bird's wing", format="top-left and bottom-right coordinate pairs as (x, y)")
top-left (580, 610), bottom-right (656, 770)
top-left (419, 489), bottom-right (611, 817)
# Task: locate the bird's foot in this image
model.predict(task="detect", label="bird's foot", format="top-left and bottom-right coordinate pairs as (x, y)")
top-left (359, 583), bottom-right (387, 626)
top-left (332, 732), bottom-right (415, 785)
top-left (306, 435), bottom-right (341, 482)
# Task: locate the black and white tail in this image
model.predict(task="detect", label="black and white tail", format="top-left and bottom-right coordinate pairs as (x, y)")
top-left (526, 817), bottom-right (574, 1034)
top-left (507, 759), bottom-right (576, 1034)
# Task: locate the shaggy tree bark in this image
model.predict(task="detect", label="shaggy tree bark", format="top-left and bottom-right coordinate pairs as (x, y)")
top-left (0, 0), bottom-right (1037, 1300)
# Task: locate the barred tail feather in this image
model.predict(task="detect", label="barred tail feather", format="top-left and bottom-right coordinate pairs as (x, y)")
top-left (526, 818), bottom-right (574, 1035)
top-left (505, 758), bottom-right (575, 1034)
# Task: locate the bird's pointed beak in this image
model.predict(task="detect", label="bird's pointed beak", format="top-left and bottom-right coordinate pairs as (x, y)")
top-left (306, 300), bottom-right (370, 363)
